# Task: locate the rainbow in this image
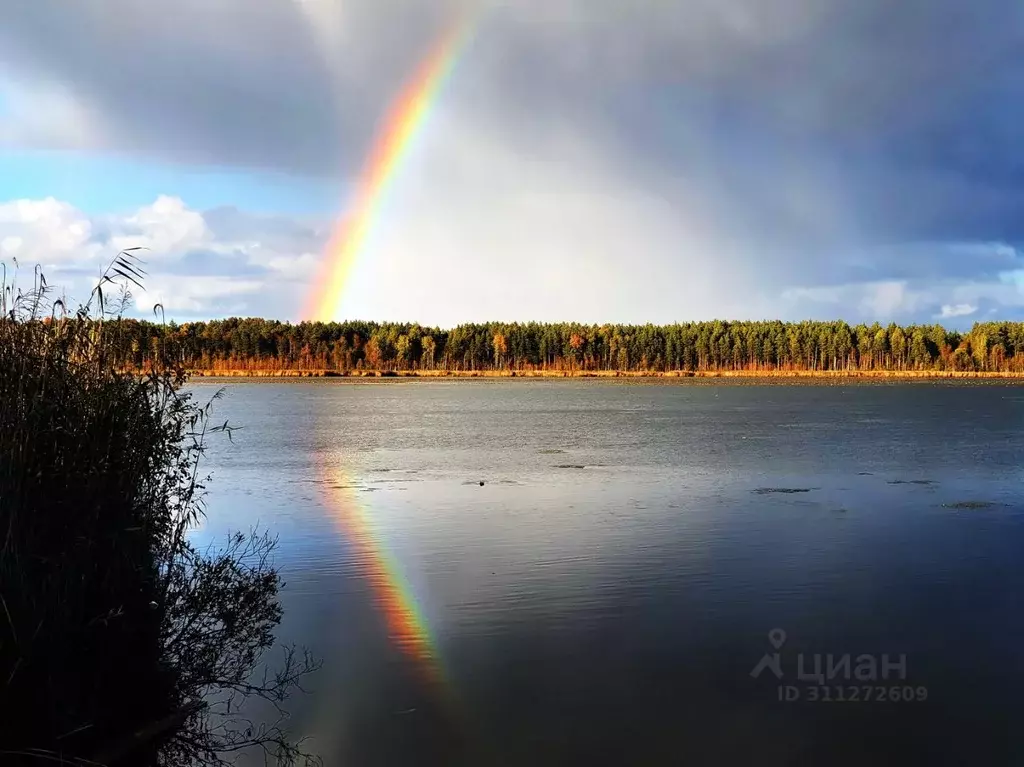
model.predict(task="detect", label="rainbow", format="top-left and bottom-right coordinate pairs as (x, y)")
top-left (318, 459), bottom-right (448, 691)
top-left (304, 19), bottom-right (474, 322)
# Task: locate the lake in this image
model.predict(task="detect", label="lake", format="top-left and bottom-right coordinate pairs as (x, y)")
top-left (193, 379), bottom-right (1024, 766)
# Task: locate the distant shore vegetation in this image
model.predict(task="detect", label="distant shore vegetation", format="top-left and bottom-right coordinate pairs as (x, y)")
top-left (97, 318), bottom-right (1024, 375)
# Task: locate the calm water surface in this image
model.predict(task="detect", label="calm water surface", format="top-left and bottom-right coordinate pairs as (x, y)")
top-left (193, 380), bottom-right (1024, 766)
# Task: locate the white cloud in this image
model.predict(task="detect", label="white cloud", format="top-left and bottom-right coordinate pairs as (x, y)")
top-left (859, 281), bottom-right (911, 317)
top-left (0, 193), bottom-right (217, 275)
top-left (1, 236), bottom-right (23, 255)
top-left (0, 197), bottom-right (101, 267)
top-left (108, 195), bottom-right (210, 257)
top-left (265, 252), bottom-right (319, 276)
top-left (134, 275), bottom-right (265, 314)
top-left (781, 280), bottom-right (922, 318)
top-left (780, 279), bottom-right (1005, 325)
top-left (0, 195), bottom-right (322, 318)
top-left (939, 303), bottom-right (977, 318)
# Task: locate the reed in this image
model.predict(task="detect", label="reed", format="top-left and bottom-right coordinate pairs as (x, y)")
top-left (0, 257), bottom-right (318, 766)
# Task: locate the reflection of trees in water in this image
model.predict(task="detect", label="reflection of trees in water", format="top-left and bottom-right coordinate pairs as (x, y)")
top-left (154, 530), bottom-right (321, 766)
top-left (0, 258), bottom-right (319, 766)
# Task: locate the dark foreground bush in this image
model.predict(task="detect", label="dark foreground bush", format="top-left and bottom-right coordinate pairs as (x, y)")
top-left (0, 260), bottom-right (318, 766)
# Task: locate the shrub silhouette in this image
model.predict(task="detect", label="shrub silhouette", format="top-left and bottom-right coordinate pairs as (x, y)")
top-left (0, 256), bottom-right (319, 766)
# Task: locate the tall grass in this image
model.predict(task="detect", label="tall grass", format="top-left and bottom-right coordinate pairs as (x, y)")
top-left (0, 257), bottom-right (318, 766)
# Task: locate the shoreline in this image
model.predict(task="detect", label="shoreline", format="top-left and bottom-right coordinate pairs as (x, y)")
top-left (185, 368), bottom-right (1024, 381)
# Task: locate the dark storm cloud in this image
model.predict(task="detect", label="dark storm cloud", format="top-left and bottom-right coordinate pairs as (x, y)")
top-left (4, 1), bottom-right (1021, 183)
top-left (0, 0), bottom-right (472, 172)
top-left (0, 0), bottom-right (350, 171)
top-left (477, 0), bottom-right (1024, 247)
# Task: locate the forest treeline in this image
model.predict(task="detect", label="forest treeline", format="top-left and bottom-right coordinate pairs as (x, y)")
top-left (94, 318), bottom-right (1024, 372)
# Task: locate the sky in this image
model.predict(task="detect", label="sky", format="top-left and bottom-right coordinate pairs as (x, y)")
top-left (2, 0), bottom-right (1024, 327)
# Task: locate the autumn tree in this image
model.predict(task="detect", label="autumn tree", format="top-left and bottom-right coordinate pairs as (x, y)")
top-left (493, 333), bottom-right (508, 369)
top-left (363, 337), bottom-right (383, 370)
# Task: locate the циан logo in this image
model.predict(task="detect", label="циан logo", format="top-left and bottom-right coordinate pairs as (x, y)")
top-left (750, 628), bottom-right (928, 703)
